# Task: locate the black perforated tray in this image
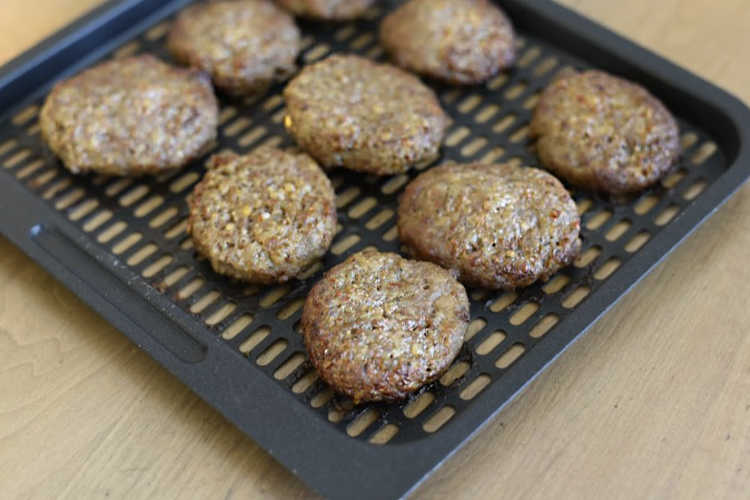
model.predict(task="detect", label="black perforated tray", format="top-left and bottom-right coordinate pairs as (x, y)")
top-left (1, 1), bottom-right (749, 498)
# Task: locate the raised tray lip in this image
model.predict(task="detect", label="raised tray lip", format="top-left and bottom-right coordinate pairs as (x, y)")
top-left (1, 1), bottom-right (750, 499)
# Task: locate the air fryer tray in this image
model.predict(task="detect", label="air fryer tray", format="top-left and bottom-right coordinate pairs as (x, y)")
top-left (1, 1), bottom-right (749, 498)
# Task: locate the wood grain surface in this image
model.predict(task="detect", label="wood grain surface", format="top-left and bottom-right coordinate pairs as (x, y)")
top-left (1, 1), bottom-right (749, 499)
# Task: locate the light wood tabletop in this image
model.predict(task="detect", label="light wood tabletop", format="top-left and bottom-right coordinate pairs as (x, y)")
top-left (1, 1), bottom-right (749, 499)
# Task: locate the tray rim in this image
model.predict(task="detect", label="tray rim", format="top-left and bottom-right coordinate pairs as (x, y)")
top-left (1, 1), bottom-right (749, 499)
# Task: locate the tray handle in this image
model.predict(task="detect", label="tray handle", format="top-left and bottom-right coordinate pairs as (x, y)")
top-left (30, 224), bottom-right (207, 364)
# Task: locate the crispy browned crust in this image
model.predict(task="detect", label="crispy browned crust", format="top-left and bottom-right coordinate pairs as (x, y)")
top-left (398, 162), bottom-right (581, 290)
top-left (301, 249), bottom-right (469, 402)
top-left (167, 0), bottom-right (300, 96)
top-left (276, 0), bottom-right (374, 20)
top-left (283, 54), bottom-right (449, 175)
top-left (187, 147), bottom-right (336, 284)
top-left (39, 55), bottom-right (218, 176)
top-left (380, 0), bottom-right (516, 85)
top-left (530, 69), bottom-right (681, 194)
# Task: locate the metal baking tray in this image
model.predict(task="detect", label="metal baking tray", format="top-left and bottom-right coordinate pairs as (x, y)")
top-left (1, 1), bottom-right (748, 498)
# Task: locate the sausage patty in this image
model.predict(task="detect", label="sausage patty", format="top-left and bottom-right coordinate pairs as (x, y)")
top-left (398, 162), bottom-right (581, 290)
top-left (380, 0), bottom-right (516, 85)
top-left (40, 55), bottom-right (218, 176)
top-left (187, 147), bottom-right (336, 284)
top-left (301, 249), bottom-right (469, 402)
top-left (276, 0), bottom-right (375, 20)
top-left (283, 54), bottom-right (449, 175)
top-left (168, 0), bottom-right (300, 96)
top-left (530, 70), bottom-right (681, 194)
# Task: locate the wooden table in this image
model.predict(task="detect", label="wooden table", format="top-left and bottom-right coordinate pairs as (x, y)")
top-left (1, 1), bottom-right (749, 498)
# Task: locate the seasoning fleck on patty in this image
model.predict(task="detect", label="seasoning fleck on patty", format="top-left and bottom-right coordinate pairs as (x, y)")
top-left (283, 54), bottom-right (449, 175)
top-left (40, 55), bottom-right (218, 176)
top-left (301, 249), bottom-right (469, 402)
top-left (276, 0), bottom-right (374, 20)
top-left (380, 0), bottom-right (516, 85)
top-left (530, 70), bottom-right (681, 194)
top-left (398, 162), bottom-right (581, 290)
top-left (168, 0), bottom-right (300, 96)
top-left (187, 147), bottom-right (336, 284)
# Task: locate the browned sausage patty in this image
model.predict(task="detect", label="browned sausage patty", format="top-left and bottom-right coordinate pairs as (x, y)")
top-left (187, 147), bottom-right (336, 284)
top-left (301, 249), bottom-right (469, 402)
top-left (398, 162), bottom-right (581, 290)
top-left (530, 70), bottom-right (681, 194)
top-left (168, 0), bottom-right (300, 95)
top-left (40, 55), bottom-right (218, 176)
top-left (283, 54), bottom-right (449, 175)
top-left (276, 0), bottom-right (374, 20)
top-left (380, 0), bottom-right (516, 85)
